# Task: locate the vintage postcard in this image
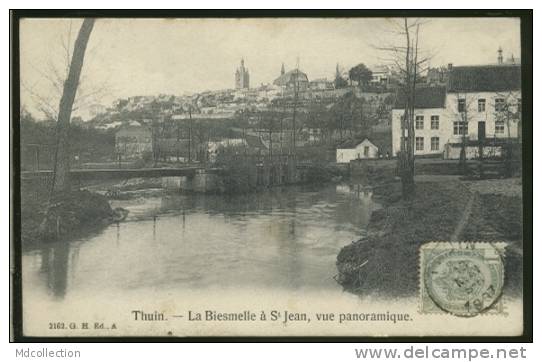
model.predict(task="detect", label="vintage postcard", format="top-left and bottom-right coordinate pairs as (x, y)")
top-left (11, 13), bottom-right (529, 339)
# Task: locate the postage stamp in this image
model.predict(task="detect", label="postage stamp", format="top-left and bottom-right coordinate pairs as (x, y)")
top-left (420, 242), bottom-right (506, 317)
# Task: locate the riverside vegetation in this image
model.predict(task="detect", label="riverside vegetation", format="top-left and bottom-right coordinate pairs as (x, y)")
top-left (335, 160), bottom-right (523, 298)
top-left (20, 182), bottom-right (127, 246)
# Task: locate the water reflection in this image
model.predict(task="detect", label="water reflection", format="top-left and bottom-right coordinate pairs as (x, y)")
top-left (38, 242), bottom-right (72, 298)
top-left (23, 183), bottom-right (380, 300)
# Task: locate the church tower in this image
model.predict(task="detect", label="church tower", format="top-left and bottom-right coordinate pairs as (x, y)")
top-left (235, 58), bottom-right (250, 89)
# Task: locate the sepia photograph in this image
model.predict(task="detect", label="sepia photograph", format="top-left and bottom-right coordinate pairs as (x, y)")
top-left (10, 10), bottom-right (531, 340)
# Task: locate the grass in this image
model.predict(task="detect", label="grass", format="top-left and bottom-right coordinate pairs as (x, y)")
top-left (20, 182), bottom-right (116, 248)
top-left (336, 176), bottom-right (523, 298)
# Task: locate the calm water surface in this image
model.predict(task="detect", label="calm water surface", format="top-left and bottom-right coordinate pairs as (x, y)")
top-left (22, 183), bottom-right (379, 301)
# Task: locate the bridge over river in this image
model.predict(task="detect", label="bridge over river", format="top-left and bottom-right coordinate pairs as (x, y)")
top-left (21, 166), bottom-right (223, 182)
top-left (21, 166), bottom-right (228, 194)
top-left (21, 159), bottom-right (317, 193)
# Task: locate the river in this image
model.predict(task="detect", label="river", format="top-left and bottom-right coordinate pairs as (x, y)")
top-left (20, 182), bottom-right (524, 337)
top-left (22, 183), bottom-right (379, 300)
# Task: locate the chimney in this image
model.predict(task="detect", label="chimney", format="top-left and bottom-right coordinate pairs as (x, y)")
top-left (447, 63), bottom-right (453, 71)
top-left (498, 47), bottom-right (503, 64)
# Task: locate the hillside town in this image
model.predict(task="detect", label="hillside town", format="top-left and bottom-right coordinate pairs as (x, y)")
top-left (22, 47), bottom-right (520, 172)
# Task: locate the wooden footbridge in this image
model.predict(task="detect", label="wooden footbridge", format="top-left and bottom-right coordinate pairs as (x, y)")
top-left (21, 155), bottom-right (317, 193)
top-left (21, 166), bottom-right (222, 182)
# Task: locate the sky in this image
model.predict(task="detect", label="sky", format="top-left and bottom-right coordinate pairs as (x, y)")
top-left (19, 17), bottom-right (521, 119)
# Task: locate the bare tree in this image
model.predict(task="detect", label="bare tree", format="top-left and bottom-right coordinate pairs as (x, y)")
top-left (376, 18), bottom-right (431, 198)
top-left (257, 109), bottom-right (283, 156)
top-left (22, 20), bottom-right (109, 121)
top-left (451, 92), bottom-right (474, 175)
top-left (51, 19), bottom-right (95, 193)
top-left (494, 91), bottom-right (522, 177)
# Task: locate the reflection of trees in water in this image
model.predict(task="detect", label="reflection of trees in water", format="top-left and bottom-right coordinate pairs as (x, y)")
top-left (270, 217), bottom-right (302, 289)
top-left (115, 221), bottom-right (120, 245)
top-left (160, 188), bottom-right (307, 218)
top-left (334, 179), bottom-right (378, 229)
top-left (39, 242), bottom-right (73, 298)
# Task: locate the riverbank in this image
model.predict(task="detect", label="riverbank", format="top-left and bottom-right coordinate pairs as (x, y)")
top-left (336, 164), bottom-right (523, 298)
top-left (20, 185), bottom-right (125, 247)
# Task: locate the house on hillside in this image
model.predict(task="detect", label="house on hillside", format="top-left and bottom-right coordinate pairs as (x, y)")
top-left (115, 125), bottom-right (152, 159)
top-left (391, 60), bottom-right (521, 159)
top-left (370, 65), bottom-right (392, 86)
top-left (309, 78), bottom-right (334, 90)
top-left (336, 139), bottom-right (379, 163)
top-left (426, 65), bottom-right (450, 86)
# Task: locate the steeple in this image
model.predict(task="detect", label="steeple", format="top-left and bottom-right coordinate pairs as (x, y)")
top-left (336, 63), bottom-right (340, 77)
top-left (281, 63), bottom-right (285, 75)
top-left (235, 58), bottom-right (250, 89)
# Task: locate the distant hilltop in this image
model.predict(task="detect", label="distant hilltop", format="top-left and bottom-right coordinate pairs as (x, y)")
top-left (84, 48), bottom-right (520, 130)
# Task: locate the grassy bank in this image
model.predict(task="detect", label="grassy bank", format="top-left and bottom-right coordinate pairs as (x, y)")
top-left (336, 166), bottom-right (523, 298)
top-left (20, 183), bottom-right (121, 247)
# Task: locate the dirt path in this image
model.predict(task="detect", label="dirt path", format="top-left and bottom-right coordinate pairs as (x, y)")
top-left (450, 189), bottom-right (475, 242)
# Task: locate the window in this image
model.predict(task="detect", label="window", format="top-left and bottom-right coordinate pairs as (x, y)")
top-left (364, 146), bottom-right (369, 157)
top-left (453, 121), bottom-right (468, 135)
top-left (431, 137), bottom-right (440, 151)
top-left (415, 137), bottom-right (424, 151)
top-left (430, 115), bottom-right (439, 130)
top-left (458, 99), bottom-right (466, 113)
top-left (415, 115), bottom-right (424, 130)
top-left (478, 99), bottom-right (486, 112)
top-left (495, 120), bottom-right (505, 134)
top-left (495, 98), bottom-right (506, 112)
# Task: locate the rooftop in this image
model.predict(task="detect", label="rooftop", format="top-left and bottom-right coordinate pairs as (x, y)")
top-left (448, 64), bottom-right (521, 93)
top-left (337, 138), bottom-right (377, 149)
top-left (371, 65), bottom-right (390, 74)
top-left (393, 86), bottom-right (447, 109)
top-left (273, 69), bottom-right (309, 86)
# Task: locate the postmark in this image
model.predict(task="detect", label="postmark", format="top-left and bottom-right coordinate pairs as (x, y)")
top-left (420, 242), bottom-right (506, 317)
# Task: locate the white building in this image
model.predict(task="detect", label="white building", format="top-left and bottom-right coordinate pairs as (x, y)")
top-left (391, 64), bottom-right (521, 159)
top-left (391, 86), bottom-right (448, 157)
top-left (370, 65), bottom-right (392, 85)
top-left (336, 139), bottom-right (379, 163)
